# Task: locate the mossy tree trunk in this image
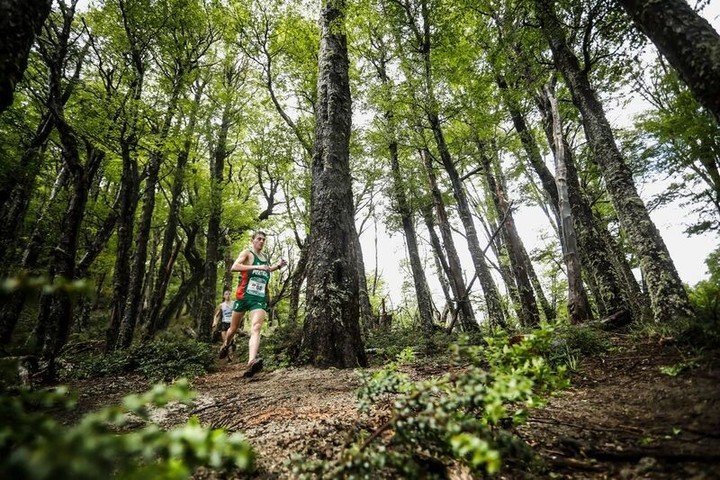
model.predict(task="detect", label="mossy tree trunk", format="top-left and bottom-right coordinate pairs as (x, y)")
top-left (301, 0), bottom-right (367, 368)
top-left (618, 0), bottom-right (720, 123)
top-left (536, 0), bottom-right (694, 324)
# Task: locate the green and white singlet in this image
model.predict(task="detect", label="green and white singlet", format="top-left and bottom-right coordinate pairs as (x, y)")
top-left (233, 251), bottom-right (270, 312)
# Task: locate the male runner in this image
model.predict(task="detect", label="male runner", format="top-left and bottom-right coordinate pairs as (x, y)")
top-left (219, 231), bottom-right (286, 377)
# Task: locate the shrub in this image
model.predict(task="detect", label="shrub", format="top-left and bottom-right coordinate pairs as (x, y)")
top-left (64, 337), bottom-right (215, 382)
top-left (292, 323), bottom-right (568, 478)
top-left (0, 379), bottom-right (254, 479)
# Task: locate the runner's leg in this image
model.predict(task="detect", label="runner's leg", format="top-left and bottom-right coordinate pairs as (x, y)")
top-left (223, 310), bottom-right (243, 348)
top-left (248, 308), bottom-right (266, 364)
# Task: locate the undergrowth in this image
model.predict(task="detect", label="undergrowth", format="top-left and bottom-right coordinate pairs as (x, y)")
top-left (62, 335), bottom-right (215, 382)
top-left (0, 379), bottom-right (254, 479)
top-left (291, 322), bottom-right (570, 478)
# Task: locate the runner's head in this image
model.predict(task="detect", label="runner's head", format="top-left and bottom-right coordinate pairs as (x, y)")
top-left (223, 290), bottom-right (231, 301)
top-left (252, 231), bottom-right (266, 252)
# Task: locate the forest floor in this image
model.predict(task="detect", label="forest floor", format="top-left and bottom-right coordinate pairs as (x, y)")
top-left (65, 334), bottom-right (720, 479)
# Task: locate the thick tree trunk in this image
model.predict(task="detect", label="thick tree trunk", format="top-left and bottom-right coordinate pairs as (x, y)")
top-left (422, 151), bottom-right (478, 330)
top-left (301, 0), bottom-right (366, 368)
top-left (480, 149), bottom-right (540, 327)
top-left (618, 0), bottom-right (720, 122)
top-left (0, 0), bottom-right (52, 112)
top-left (545, 85), bottom-right (593, 324)
top-left (536, 0), bottom-right (693, 324)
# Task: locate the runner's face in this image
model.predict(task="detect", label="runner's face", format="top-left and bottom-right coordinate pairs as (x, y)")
top-left (253, 235), bottom-right (266, 251)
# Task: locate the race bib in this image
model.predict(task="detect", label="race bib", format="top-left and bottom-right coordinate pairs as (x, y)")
top-left (247, 279), bottom-right (267, 297)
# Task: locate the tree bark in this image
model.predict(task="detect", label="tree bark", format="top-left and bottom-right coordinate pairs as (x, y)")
top-left (422, 151), bottom-right (478, 330)
top-left (545, 84), bottom-right (593, 324)
top-left (0, 0), bottom-right (52, 112)
top-left (301, 0), bottom-right (367, 368)
top-left (374, 53), bottom-right (434, 336)
top-left (618, 0), bottom-right (720, 122)
top-left (117, 77), bottom-right (183, 349)
top-left (199, 93), bottom-right (233, 343)
top-left (144, 84), bottom-right (204, 340)
top-left (535, 0), bottom-right (693, 324)
top-left (480, 148), bottom-right (540, 327)
top-left (535, 87), bottom-right (635, 322)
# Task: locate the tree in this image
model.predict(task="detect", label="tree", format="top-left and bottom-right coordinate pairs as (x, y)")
top-left (617, 0), bottom-right (720, 123)
top-left (301, 0), bottom-right (367, 368)
top-left (534, 0), bottom-right (694, 324)
top-left (0, 0), bottom-right (52, 112)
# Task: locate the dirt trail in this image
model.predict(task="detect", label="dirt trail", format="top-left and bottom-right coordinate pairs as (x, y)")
top-left (66, 338), bottom-right (720, 478)
top-left (514, 337), bottom-right (720, 479)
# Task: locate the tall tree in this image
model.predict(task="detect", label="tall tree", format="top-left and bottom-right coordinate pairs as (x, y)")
top-left (301, 0), bottom-right (367, 368)
top-left (535, 0), bottom-right (693, 324)
top-left (544, 83), bottom-right (592, 324)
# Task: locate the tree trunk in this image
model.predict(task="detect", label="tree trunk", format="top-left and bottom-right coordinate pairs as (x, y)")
top-left (496, 74), bottom-right (561, 227)
top-left (301, 0), bottom-right (367, 368)
top-left (618, 0), bottom-right (720, 122)
top-left (0, 0), bottom-right (52, 112)
top-left (0, 165), bottom-right (68, 344)
top-left (375, 55), bottom-right (434, 336)
top-left (199, 97), bottom-right (232, 343)
top-left (422, 151), bottom-right (478, 330)
top-left (288, 244), bottom-right (308, 325)
top-left (353, 226), bottom-right (374, 328)
top-left (535, 88), bottom-right (634, 322)
top-left (117, 82), bottom-right (182, 349)
top-left (144, 84), bottom-right (204, 340)
top-left (480, 148), bottom-right (540, 327)
top-left (545, 84), bottom-right (593, 324)
top-left (0, 113), bottom-right (54, 268)
top-left (390, 138), bottom-right (435, 335)
top-left (428, 120), bottom-right (506, 328)
top-left (536, 0), bottom-right (693, 324)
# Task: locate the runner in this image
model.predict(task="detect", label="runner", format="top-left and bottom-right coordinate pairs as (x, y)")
top-left (212, 290), bottom-right (234, 359)
top-left (219, 231), bottom-right (286, 377)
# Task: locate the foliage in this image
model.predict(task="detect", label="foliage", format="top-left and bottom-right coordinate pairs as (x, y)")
top-left (292, 323), bottom-right (568, 478)
top-left (260, 321), bottom-right (305, 369)
top-left (546, 324), bottom-right (611, 370)
top-left (0, 380), bottom-right (254, 479)
top-left (64, 336), bottom-right (215, 382)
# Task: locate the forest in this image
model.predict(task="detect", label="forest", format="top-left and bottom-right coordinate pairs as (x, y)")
top-left (0, 0), bottom-right (719, 478)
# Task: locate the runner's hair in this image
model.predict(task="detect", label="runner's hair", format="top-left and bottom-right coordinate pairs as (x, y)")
top-left (252, 231), bottom-right (267, 239)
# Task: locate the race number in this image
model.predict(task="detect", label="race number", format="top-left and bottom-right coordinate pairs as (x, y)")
top-left (247, 279), bottom-right (267, 297)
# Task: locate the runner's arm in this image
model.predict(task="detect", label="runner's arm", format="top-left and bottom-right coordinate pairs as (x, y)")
top-left (230, 250), bottom-right (254, 271)
top-left (212, 303), bottom-right (222, 328)
top-left (268, 258), bottom-right (287, 272)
